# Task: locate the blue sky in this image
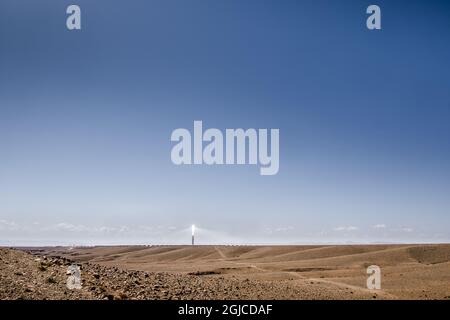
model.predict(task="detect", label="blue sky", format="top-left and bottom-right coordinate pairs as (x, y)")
top-left (1, 0), bottom-right (449, 245)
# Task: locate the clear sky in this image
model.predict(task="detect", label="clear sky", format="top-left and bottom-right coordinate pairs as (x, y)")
top-left (1, 0), bottom-right (449, 245)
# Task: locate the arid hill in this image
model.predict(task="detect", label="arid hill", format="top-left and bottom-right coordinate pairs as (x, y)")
top-left (2, 244), bottom-right (450, 300)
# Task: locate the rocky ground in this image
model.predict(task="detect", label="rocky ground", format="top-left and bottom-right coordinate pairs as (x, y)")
top-left (3, 245), bottom-right (449, 300)
top-left (1, 247), bottom-right (370, 300)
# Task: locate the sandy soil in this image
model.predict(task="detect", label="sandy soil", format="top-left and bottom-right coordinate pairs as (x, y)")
top-left (1, 244), bottom-right (449, 300)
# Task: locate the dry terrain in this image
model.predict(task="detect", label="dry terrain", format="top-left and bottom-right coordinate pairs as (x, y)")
top-left (1, 244), bottom-right (449, 300)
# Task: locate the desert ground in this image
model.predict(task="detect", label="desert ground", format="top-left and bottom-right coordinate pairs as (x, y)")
top-left (1, 244), bottom-right (449, 300)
